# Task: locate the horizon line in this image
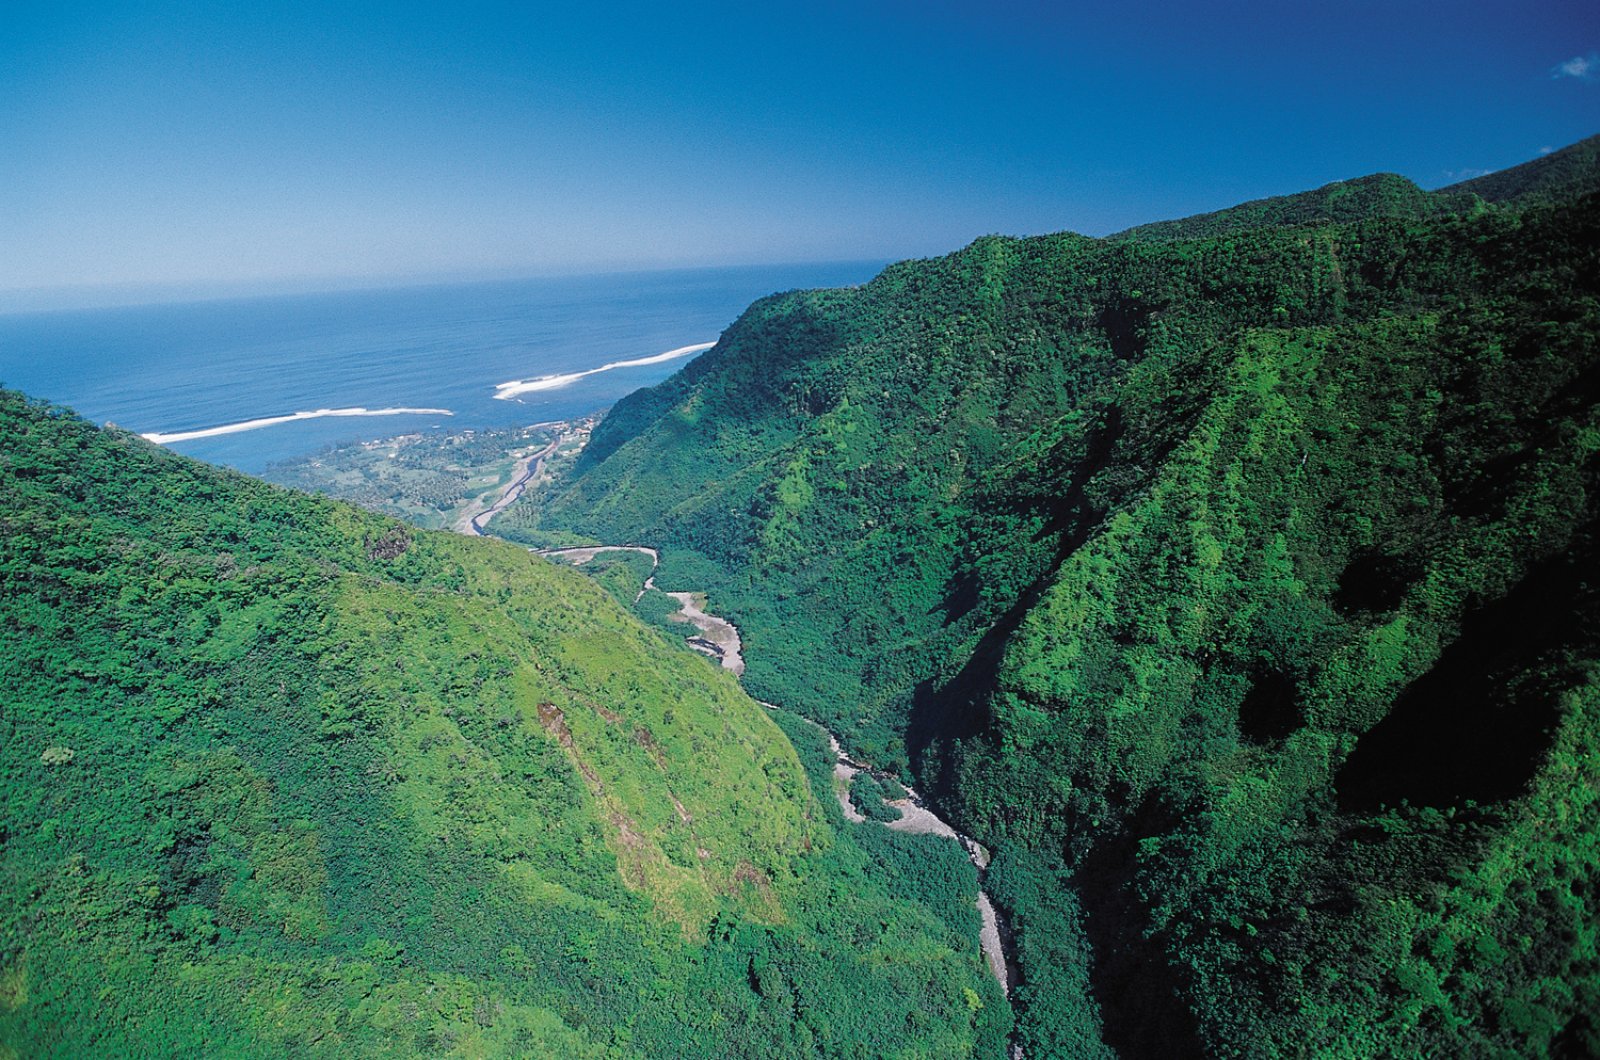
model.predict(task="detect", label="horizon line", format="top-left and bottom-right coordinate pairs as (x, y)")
top-left (0, 256), bottom-right (897, 318)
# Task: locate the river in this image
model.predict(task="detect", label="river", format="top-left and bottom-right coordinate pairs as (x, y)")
top-left (535, 544), bottom-right (1020, 1002)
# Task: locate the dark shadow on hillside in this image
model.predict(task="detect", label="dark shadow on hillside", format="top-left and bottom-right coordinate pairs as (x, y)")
top-left (1237, 667), bottom-right (1303, 744)
top-left (1553, 1010), bottom-right (1600, 1058)
top-left (1332, 551), bottom-right (1418, 616)
top-left (1072, 795), bottom-right (1207, 1059)
top-left (935, 406), bottom-right (1128, 629)
top-left (1099, 295), bottom-right (1158, 361)
top-left (912, 349), bottom-right (1218, 797)
top-left (909, 409), bottom-right (1130, 779)
top-left (1337, 519), bottom-right (1600, 812)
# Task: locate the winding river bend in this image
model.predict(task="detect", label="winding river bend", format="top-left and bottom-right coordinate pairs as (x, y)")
top-left (457, 436), bottom-right (560, 536)
top-left (536, 545), bottom-right (1019, 1002)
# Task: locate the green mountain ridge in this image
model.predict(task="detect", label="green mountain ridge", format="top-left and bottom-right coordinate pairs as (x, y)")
top-left (1447, 133), bottom-right (1600, 208)
top-left (0, 395), bottom-right (1006, 1057)
top-left (6, 133), bottom-right (1599, 1058)
top-left (1109, 171), bottom-right (1449, 243)
top-left (1109, 134), bottom-right (1600, 244)
top-left (504, 136), bottom-right (1600, 1056)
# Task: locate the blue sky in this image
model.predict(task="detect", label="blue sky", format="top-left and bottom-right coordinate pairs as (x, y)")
top-left (3, 0), bottom-right (1596, 305)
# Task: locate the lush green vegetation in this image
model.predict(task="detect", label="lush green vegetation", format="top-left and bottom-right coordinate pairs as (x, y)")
top-left (1108, 171), bottom-right (1453, 243)
top-left (8, 132), bottom-right (1597, 1058)
top-left (0, 392), bottom-right (1004, 1057)
top-left (849, 772), bottom-right (905, 824)
top-left (517, 134), bottom-right (1600, 1056)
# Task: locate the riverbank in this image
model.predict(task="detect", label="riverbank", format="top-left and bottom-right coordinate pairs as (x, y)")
top-left (456, 438), bottom-right (555, 536)
top-left (534, 541), bottom-right (1017, 1001)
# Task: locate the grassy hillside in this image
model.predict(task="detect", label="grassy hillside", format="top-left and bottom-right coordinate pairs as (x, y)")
top-left (511, 138), bottom-right (1600, 1056)
top-left (0, 392), bottom-right (1005, 1058)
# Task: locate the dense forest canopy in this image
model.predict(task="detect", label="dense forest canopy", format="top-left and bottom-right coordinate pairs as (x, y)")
top-left (504, 133), bottom-right (1600, 1057)
top-left (0, 393), bottom-right (1006, 1057)
top-left (3, 133), bottom-right (1596, 1058)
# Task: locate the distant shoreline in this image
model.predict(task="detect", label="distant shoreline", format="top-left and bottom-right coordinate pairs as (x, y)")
top-left (141, 406), bottom-right (453, 444)
top-left (5, 262), bottom-right (882, 474)
top-left (494, 341), bottom-right (714, 400)
top-left (138, 338), bottom-right (715, 446)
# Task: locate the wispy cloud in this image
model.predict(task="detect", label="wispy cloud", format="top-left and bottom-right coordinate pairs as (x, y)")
top-left (1553, 53), bottom-right (1598, 80)
top-left (1444, 167), bottom-right (1492, 181)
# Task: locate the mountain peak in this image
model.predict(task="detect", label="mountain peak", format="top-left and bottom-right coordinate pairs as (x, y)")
top-left (1112, 133), bottom-right (1600, 244)
top-left (1440, 132), bottom-right (1600, 207)
top-left (1110, 170), bottom-right (1437, 242)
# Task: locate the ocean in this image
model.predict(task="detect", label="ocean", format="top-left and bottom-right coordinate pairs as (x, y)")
top-left (0, 262), bottom-right (883, 472)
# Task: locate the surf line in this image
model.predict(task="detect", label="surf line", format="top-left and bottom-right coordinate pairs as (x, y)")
top-left (493, 341), bottom-right (715, 401)
top-left (141, 407), bottom-right (454, 444)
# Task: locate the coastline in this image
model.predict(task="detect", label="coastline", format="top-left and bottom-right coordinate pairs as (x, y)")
top-left (142, 406), bottom-right (452, 444)
top-left (494, 341), bottom-right (714, 400)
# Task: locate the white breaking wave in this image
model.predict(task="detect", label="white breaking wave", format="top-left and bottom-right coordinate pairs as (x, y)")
top-left (141, 406), bottom-right (454, 444)
top-left (493, 341), bottom-right (715, 401)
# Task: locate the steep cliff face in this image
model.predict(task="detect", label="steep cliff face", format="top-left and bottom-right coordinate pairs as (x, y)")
top-left (0, 393), bottom-right (1005, 1058)
top-left (524, 136), bottom-right (1600, 1056)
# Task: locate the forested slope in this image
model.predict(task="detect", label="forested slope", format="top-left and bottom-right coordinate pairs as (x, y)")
top-left (0, 393), bottom-right (1006, 1057)
top-left (514, 135), bottom-right (1600, 1056)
